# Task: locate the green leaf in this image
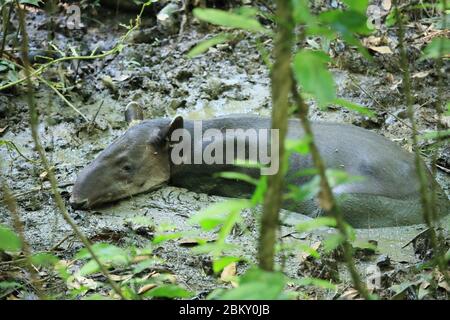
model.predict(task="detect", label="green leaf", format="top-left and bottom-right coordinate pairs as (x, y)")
top-left (286, 176), bottom-right (320, 202)
top-left (297, 243), bottom-right (321, 259)
top-left (82, 293), bottom-right (111, 300)
top-left (0, 281), bottom-right (20, 290)
top-left (188, 33), bottom-right (232, 58)
top-left (142, 284), bottom-right (193, 298)
top-left (75, 243), bottom-right (129, 275)
top-left (251, 175), bottom-right (267, 205)
top-left (31, 253), bottom-right (59, 267)
top-left (292, 0), bottom-right (315, 24)
top-left (293, 50), bottom-right (336, 108)
top-left (285, 136), bottom-right (311, 155)
top-left (152, 232), bottom-right (183, 244)
top-left (133, 257), bottom-right (162, 274)
top-left (218, 268), bottom-right (286, 300)
top-left (75, 243), bottom-right (128, 263)
top-left (419, 129), bottom-right (450, 140)
top-left (215, 172), bottom-right (259, 185)
top-left (334, 98), bottom-right (375, 117)
top-left (342, 0), bottom-right (369, 14)
top-left (0, 225), bottom-right (21, 252)
top-left (193, 8), bottom-right (266, 33)
top-left (421, 37), bottom-right (450, 60)
top-left (296, 217), bottom-right (337, 233)
top-left (319, 10), bottom-right (371, 34)
top-left (190, 199), bottom-right (251, 231)
top-left (323, 233), bottom-right (345, 252)
top-left (79, 260), bottom-right (102, 276)
top-left (213, 256), bottom-right (241, 273)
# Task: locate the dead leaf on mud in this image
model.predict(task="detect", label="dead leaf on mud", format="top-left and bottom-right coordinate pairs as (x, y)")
top-left (67, 275), bottom-right (98, 291)
top-left (109, 274), bottom-right (133, 282)
top-left (178, 238), bottom-right (202, 247)
top-left (412, 70), bottom-right (430, 79)
top-left (339, 288), bottom-right (360, 300)
top-left (138, 283), bottom-right (158, 294)
top-left (220, 262), bottom-right (238, 287)
top-left (368, 46), bottom-right (393, 54)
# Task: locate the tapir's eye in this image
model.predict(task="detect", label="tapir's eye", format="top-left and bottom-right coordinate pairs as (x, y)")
top-left (122, 164), bottom-right (132, 172)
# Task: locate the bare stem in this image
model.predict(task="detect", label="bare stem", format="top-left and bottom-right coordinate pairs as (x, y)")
top-left (258, 0), bottom-right (293, 271)
top-left (15, 2), bottom-right (126, 299)
top-left (1, 179), bottom-right (45, 299)
top-left (290, 76), bottom-right (371, 300)
top-left (393, 0), bottom-right (448, 283)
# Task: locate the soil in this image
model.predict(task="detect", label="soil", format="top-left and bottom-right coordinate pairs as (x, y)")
top-left (0, 1), bottom-right (449, 300)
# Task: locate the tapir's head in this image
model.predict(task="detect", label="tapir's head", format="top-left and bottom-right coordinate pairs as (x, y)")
top-left (70, 102), bottom-right (183, 209)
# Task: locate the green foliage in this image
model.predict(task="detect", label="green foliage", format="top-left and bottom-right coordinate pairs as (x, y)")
top-left (142, 284), bottom-right (193, 298)
top-left (293, 50), bottom-right (336, 108)
top-left (215, 268), bottom-right (286, 300)
top-left (75, 243), bottom-right (130, 276)
top-left (296, 217), bottom-right (337, 233)
top-left (189, 199), bottom-right (250, 232)
top-left (419, 129), bottom-right (450, 140)
top-left (193, 8), bottom-right (267, 33)
top-left (334, 98), bottom-right (375, 117)
top-left (31, 253), bottom-right (59, 267)
top-left (0, 225), bottom-right (21, 252)
top-left (421, 37), bottom-right (450, 60)
top-left (213, 256), bottom-right (241, 273)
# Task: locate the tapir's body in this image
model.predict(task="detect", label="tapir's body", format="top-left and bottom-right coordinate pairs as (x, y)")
top-left (71, 113), bottom-right (449, 228)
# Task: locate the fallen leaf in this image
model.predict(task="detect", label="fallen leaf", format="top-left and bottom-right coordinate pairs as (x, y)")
top-left (138, 283), bottom-right (157, 294)
top-left (339, 288), bottom-right (360, 300)
top-left (412, 71), bottom-right (430, 78)
top-left (368, 46), bottom-right (393, 54)
top-left (381, 0), bottom-right (392, 11)
top-left (0, 126), bottom-right (8, 134)
top-left (109, 274), bottom-right (133, 282)
top-left (220, 262), bottom-right (237, 287)
top-left (132, 255), bottom-right (152, 263)
top-left (178, 238), bottom-right (201, 247)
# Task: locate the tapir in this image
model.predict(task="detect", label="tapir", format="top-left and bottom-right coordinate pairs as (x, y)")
top-left (70, 103), bottom-right (449, 228)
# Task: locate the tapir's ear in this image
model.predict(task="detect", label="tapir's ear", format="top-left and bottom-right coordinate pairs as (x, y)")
top-left (158, 115), bottom-right (184, 142)
top-left (125, 102), bottom-right (144, 126)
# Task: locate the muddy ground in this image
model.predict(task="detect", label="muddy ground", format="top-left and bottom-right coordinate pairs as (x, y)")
top-left (0, 2), bottom-right (449, 299)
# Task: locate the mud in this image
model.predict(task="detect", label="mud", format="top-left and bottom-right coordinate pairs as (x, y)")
top-left (0, 3), bottom-right (449, 299)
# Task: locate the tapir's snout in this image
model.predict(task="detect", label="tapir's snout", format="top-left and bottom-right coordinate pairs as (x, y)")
top-left (69, 196), bottom-right (89, 209)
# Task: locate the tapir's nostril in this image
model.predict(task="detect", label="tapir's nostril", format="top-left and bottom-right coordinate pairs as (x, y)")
top-left (69, 196), bottom-right (89, 209)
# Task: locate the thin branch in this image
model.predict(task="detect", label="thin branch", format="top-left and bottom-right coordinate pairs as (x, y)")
top-left (258, 0), bottom-right (293, 271)
top-left (290, 75), bottom-right (370, 300)
top-left (1, 179), bottom-right (45, 299)
top-left (393, 0), bottom-right (448, 284)
top-left (15, 2), bottom-right (126, 299)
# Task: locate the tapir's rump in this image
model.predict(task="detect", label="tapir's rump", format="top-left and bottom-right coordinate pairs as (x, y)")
top-left (71, 115), bottom-right (450, 228)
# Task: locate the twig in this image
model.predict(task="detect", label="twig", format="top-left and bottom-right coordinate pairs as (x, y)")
top-left (0, 2), bottom-right (13, 58)
top-left (291, 75), bottom-right (371, 300)
top-left (257, 0), bottom-right (293, 272)
top-left (1, 179), bottom-right (45, 299)
top-left (393, 0), bottom-right (449, 285)
top-left (15, 2), bottom-right (126, 300)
